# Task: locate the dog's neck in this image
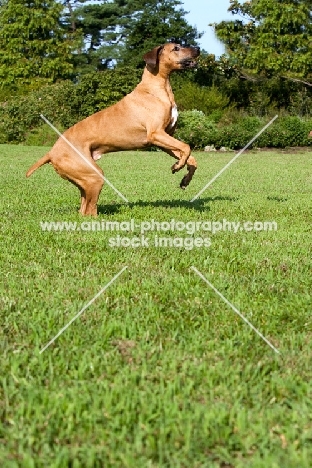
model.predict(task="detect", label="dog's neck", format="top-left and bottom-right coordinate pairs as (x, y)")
top-left (143, 64), bottom-right (171, 83)
top-left (142, 66), bottom-right (175, 105)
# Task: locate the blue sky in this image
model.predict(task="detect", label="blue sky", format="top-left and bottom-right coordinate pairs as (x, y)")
top-left (182, 0), bottom-right (238, 57)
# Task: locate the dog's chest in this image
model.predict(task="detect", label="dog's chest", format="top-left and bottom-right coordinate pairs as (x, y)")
top-left (170, 104), bottom-right (178, 128)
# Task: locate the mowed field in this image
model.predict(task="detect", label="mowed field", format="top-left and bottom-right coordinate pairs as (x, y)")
top-left (0, 144), bottom-right (312, 467)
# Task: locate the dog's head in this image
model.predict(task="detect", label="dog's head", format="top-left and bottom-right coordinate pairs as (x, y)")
top-left (309, 130), bottom-right (312, 138)
top-left (143, 43), bottom-right (200, 72)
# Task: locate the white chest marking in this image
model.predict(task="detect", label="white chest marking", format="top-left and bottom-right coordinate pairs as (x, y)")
top-left (170, 104), bottom-right (178, 128)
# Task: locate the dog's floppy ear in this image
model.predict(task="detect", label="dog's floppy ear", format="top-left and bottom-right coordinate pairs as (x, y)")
top-left (143, 45), bottom-right (163, 69)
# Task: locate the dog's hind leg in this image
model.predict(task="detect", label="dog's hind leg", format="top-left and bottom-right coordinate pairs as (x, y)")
top-left (78, 187), bottom-right (87, 214)
top-left (67, 175), bottom-right (103, 216)
top-left (51, 150), bottom-right (104, 216)
top-left (83, 171), bottom-right (104, 216)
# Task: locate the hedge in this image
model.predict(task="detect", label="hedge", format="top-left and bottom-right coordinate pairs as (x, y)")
top-left (175, 112), bottom-right (312, 150)
top-left (0, 68), bottom-right (312, 149)
top-left (0, 67), bottom-right (142, 144)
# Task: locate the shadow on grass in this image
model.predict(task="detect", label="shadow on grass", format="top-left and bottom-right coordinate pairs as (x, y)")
top-left (267, 196), bottom-right (288, 202)
top-left (97, 195), bottom-right (238, 215)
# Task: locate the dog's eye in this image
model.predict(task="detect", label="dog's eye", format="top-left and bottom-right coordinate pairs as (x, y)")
top-left (173, 46), bottom-right (180, 51)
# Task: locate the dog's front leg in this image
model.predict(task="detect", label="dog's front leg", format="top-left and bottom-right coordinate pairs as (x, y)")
top-left (180, 155), bottom-right (197, 189)
top-left (148, 130), bottom-right (190, 170)
top-left (148, 130), bottom-right (197, 188)
top-left (162, 148), bottom-right (197, 189)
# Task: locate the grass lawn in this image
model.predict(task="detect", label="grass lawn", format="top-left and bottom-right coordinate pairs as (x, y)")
top-left (0, 144), bottom-right (312, 467)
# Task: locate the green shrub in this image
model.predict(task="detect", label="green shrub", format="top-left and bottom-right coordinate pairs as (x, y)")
top-left (173, 82), bottom-right (229, 115)
top-left (0, 80), bottom-right (76, 143)
top-left (24, 122), bottom-right (65, 147)
top-left (289, 88), bottom-right (312, 117)
top-left (175, 114), bottom-right (263, 150)
top-left (175, 110), bottom-right (216, 149)
top-left (1, 65), bottom-right (312, 151)
top-left (69, 67), bottom-right (142, 120)
top-left (248, 91), bottom-right (273, 117)
top-left (213, 117), bottom-right (262, 149)
top-left (217, 108), bottom-right (249, 126)
top-left (0, 78), bottom-right (54, 103)
top-left (207, 109), bottom-right (225, 123)
top-left (257, 116), bottom-right (312, 148)
top-left (216, 75), bottom-right (312, 117)
top-left (0, 67), bottom-right (142, 144)
top-left (175, 114), bottom-right (312, 150)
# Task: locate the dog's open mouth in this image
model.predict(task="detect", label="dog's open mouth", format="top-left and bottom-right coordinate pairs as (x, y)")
top-left (179, 58), bottom-right (198, 69)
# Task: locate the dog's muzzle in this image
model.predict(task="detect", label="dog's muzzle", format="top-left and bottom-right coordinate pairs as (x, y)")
top-left (178, 58), bottom-right (198, 69)
top-left (178, 47), bottom-right (200, 68)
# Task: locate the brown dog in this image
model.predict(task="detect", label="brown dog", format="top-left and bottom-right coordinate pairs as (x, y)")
top-left (26, 43), bottom-right (200, 215)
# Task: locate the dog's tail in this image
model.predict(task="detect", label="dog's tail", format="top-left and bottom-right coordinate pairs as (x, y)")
top-left (26, 152), bottom-right (51, 178)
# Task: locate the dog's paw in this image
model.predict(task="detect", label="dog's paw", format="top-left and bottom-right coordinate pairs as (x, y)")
top-left (180, 177), bottom-right (188, 189)
top-left (171, 162), bottom-right (181, 174)
top-left (180, 170), bottom-right (193, 189)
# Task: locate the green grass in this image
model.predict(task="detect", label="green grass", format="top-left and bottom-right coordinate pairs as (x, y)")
top-left (0, 144), bottom-right (312, 467)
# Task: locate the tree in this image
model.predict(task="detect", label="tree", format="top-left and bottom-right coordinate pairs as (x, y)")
top-left (0, 0), bottom-right (79, 91)
top-left (60, 0), bottom-right (202, 71)
top-left (212, 0), bottom-right (312, 83)
top-left (120, 0), bottom-right (202, 67)
top-left (73, 0), bottom-right (124, 71)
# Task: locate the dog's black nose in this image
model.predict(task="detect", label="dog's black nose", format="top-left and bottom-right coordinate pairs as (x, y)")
top-left (185, 45), bottom-right (200, 53)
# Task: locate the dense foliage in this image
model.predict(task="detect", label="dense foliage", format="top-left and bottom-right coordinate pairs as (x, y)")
top-left (0, 68), bottom-right (311, 149)
top-left (0, 68), bottom-right (142, 143)
top-left (0, 0), bottom-right (311, 148)
top-left (213, 0), bottom-right (312, 80)
top-left (0, 0), bottom-right (79, 92)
